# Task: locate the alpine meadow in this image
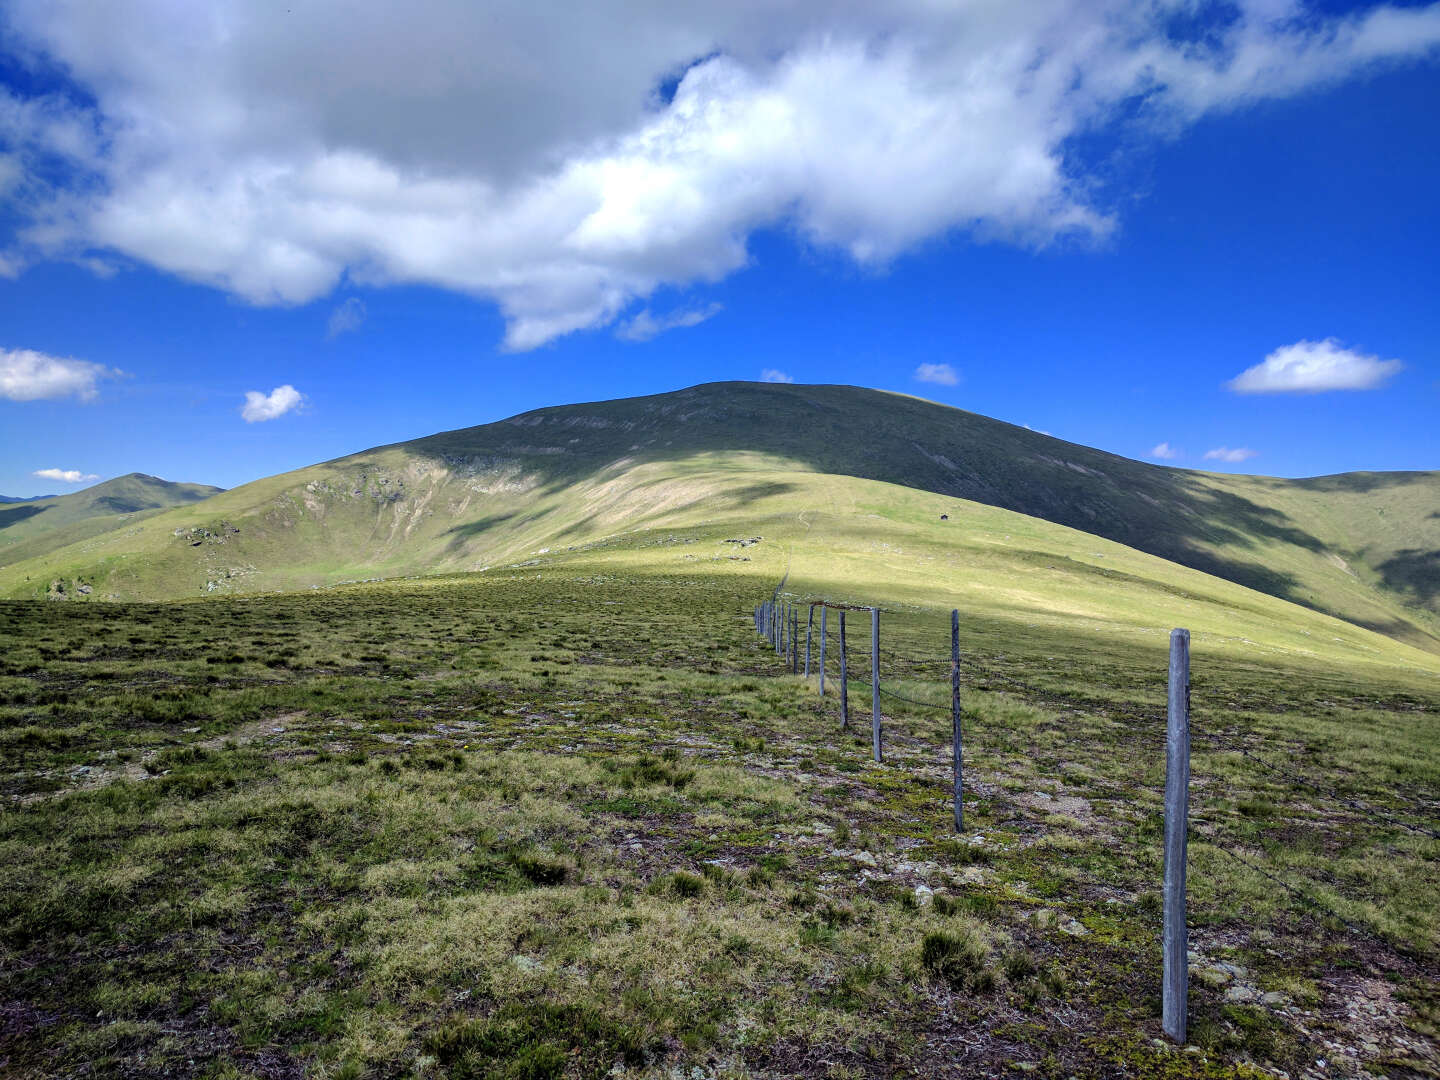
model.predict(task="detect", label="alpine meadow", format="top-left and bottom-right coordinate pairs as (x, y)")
top-left (3, 1), bottom-right (1439, 1077)
top-left (2, 383), bottom-right (1437, 1078)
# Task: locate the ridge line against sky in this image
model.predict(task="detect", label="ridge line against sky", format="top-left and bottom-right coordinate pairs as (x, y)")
top-left (1, 0), bottom-right (1437, 492)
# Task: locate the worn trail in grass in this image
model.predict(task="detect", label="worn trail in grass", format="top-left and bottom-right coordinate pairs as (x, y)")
top-left (1, 563), bottom-right (1437, 1079)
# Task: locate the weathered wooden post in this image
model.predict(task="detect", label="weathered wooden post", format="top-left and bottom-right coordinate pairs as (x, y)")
top-left (791, 607), bottom-right (799, 673)
top-left (839, 611), bottom-right (849, 730)
top-left (818, 606), bottom-right (827, 696)
top-left (951, 609), bottom-right (963, 832)
top-left (871, 607), bottom-right (882, 763)
top-left (1163, 628), bottom-right (1191, 1044)
top-left (805, 605), bottom-right (814, 678)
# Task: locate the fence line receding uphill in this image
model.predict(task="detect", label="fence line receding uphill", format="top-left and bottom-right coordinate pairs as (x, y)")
top-left (750, 593), bottom-right (1429, 1047)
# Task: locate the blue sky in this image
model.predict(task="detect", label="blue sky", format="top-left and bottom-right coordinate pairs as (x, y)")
top-left (1, 0), bottom-right (1437, 495)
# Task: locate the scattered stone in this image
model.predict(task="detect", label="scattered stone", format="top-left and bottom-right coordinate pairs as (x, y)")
top-left (1225, 985), bottom-right (1260, 1004)
top-left (1060, 918), bottom-right (1089, 937)
top-left (914, 884), bottom-right (934, 906)
top-left (1261, 991), bottom-right (1291, 1007)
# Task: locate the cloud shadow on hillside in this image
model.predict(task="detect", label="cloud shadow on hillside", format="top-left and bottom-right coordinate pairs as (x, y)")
top-left (1378, 549), bottom-right (1440, 607)
top-left (0, 504), bottom-right (48, 530)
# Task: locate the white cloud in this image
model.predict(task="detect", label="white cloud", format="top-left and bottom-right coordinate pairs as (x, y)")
top-left (326, 297), bottom-right (367, 339)
top-left (0, 347), bottom-right (119, 401)
top-left (914, 362), bottom-right (959, 387)
top-left (1228, 338), bottom-right (1402, 394)
top-left (33, 467), bottom-right (99, 483)
top-left (3, 2), bottom-right (1439, 348)
top-left (1151, 442), bottom-right (1179, 460)
top-left (241, 384), bottom-right (305, 422)
top-left (615, 301), bottom-right (722, 343)
top-left (760, 369), bottom-right (794, 384)
top-left (1204, 446), bottom-right (1258, 463)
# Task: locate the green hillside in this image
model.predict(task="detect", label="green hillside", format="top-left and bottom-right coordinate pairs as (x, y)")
top-left (0, 473), bottom-right (224, 573)
top-left (0, 382), bottom-right (1435, 658)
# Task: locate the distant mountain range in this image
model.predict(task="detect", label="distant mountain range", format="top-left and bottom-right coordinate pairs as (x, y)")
top-left (1, 384), bottom-right (1434, 656)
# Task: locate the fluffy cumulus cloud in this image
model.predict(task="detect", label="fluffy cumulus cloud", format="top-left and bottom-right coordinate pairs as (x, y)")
top-left (241, 385), bottom-right (305, 422)
top-left (914, 362), bottom-right (959, 386)
top-left (1204, 446), bottom-right (1258, 462)
top-left (33, 467), bottom-right (99, 483)
top-left (1151, 442), bottom-right (1179, 460)
top-left (760, 369), bottom-right (794, 384)
top-left (615, 301), bottom-right (722, 343)
top-left (1228, 338), bottom-right (1403, 393)
top-left (326, 297), bottom-right (367, 339)
top-left (0, 347), bottom-right (119, 401)
top-left (3, 2), bottom-right (1440, 349)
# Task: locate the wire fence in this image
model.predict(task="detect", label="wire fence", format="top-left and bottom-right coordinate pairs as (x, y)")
top-left (750, 591), bottom-right (1434, 992)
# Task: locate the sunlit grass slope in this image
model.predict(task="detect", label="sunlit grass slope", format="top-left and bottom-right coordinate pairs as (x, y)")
top-left (0, 472), bottom-right (224, 571)
top-left (1, 382), bottom-right (1434, 655)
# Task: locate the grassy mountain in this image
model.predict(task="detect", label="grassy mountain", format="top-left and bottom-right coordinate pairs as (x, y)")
top-left (0, 382), bottom-right (1435, 660)
top-left (0, 473), bottom-right (225, 573)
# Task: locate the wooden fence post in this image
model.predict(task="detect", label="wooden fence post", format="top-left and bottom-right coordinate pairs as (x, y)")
top-left (818, 606), bottom-right (827, 696)
top-left (805, 605), bottom-right (814, 678)
top-left (1163, 628), bottom-right (1191, 1045)
top-left (871, 607), bottom-right (882, 763)
top-left (839, 611), bottom-right (849, 730)
top-left (792, 607), bottom-right (799, 673)
top-left (951, 609), bottom-right (963, 831)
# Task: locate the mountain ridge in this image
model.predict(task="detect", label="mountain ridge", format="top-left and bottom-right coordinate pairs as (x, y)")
top-left (1, 383), bottom-right (1434, 655)
top-left (0, 472), bottom-right (225, 571)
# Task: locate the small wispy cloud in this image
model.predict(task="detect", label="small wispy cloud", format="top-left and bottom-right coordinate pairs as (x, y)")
top-left (1151, 442), bottom-right (1179, 460)
top-left (1228, 338), bottom-right (1401, 394)
top-left (615, 302), bottom-right (722, 343)
top-left (759, 369), bottom-right (794, 384)
top-left (914, 362), bottom-right (959, 386)
top-left (1204, 446), bottom-right (1257, 463)
top-left (241, 384), bottom-right (305, 422)
top-left (33, 467), bottom-right (99, 483)
top-left (326, 297), bottom-right (367, 339)
top-left (1, 347), bottom-right (121, 401)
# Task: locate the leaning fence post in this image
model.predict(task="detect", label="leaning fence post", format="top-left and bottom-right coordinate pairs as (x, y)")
top-left (818, 606), bottom-right (827, 696)
top-left (839, 611), bottom-right (849, 729)
top-left (805, 605), bottom-right (814, 678)
top-left (1163, 628), bottom-right (1191, 1045)
top-left (871, 607), bottom-right (882, 763)
top-left (952, 609), bottom-right (963, 833)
